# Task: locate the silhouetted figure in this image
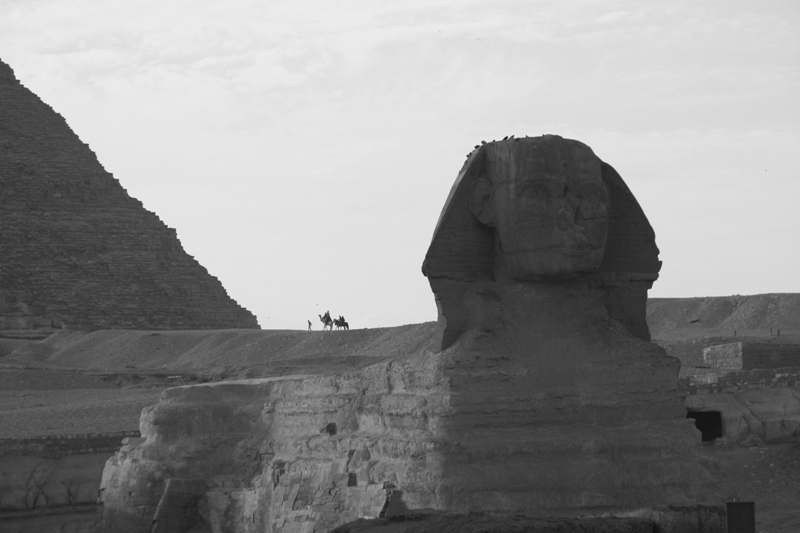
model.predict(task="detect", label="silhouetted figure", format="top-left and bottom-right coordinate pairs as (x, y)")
top-left (319, 313), bottom-right (333, 331)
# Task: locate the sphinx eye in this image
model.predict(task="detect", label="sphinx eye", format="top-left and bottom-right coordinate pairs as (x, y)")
top-left (519, 180), bottom-right (549, 201)
top-left (577, 182), bottom-right (609, 220)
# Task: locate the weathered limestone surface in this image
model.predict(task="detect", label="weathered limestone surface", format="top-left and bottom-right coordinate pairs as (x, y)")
top-left (100, 360), bottom-right (449, 533)
top-left (98, 137), bottom-right (721, 533)
top-left (0, 59), bottom-right (258, 330)
top-left (422, 138), bottom-right (660, 349)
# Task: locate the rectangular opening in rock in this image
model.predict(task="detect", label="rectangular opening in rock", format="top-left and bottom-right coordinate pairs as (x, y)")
top-left (686, 410), bottom-right (723, 442)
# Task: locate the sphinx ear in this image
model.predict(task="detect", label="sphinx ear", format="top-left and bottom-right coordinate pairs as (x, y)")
top-left (470, 178), bottom-right (496, 227)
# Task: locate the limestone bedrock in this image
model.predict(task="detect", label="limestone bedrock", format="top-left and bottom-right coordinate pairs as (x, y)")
top-left (98, 136), bottom-right (722, 533)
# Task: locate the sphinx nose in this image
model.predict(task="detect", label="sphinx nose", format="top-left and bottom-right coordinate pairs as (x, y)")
top-left (556, 208), bottom-right (590, 248)
top-left (555, 208), bottom-right (576, 231)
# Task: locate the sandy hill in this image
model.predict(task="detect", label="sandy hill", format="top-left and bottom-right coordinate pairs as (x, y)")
top-left (5, 293), bottom-right (798, 378)
top-left (5, 323), bottom-right (441, 377)
top-left (0, 324), bottom-right (441, 439)
top-left (646, 293), bottom-right (800, 339)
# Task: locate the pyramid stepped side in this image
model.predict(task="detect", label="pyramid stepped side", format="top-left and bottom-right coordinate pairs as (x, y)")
top-left (0, 59), bottom-right (259, 330)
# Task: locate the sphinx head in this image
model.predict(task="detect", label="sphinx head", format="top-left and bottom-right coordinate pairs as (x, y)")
top-left (422, 135), bottom-right (661, 348)
top-left (470, 137), bottom-right (609, 280)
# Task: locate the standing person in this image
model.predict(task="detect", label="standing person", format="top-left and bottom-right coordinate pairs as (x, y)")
top-left (307, 320), bottom-right (312, 331)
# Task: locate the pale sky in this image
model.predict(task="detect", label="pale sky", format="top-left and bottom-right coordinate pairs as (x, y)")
top-left (2, 0), bottom-right (799, 329)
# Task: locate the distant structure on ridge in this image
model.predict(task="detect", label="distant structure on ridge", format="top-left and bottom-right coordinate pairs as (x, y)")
top-left (0, 59), bottom-right (259, 330)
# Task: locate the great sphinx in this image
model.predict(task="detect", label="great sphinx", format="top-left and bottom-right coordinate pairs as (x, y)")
top-left (418, 135), bottom-right (720, 515)
top-left (98, 136), bottom-right (721, 533)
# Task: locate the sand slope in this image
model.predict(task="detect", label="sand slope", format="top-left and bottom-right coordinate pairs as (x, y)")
top-left (647, 293), bottom-right (800, 339)
top-left (5, 323), bottom-right (441, 375)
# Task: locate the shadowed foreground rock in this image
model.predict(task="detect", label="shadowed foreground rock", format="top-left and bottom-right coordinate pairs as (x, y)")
top-left (97, 136), bottom-right (722, 533)
top-left (0, 59), bottom-right (258, 330)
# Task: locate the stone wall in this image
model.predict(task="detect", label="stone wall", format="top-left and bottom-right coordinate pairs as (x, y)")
top-left (742, 343), bottom-right (800, 369)
top-left (703, 343), bottom-right (743, 370)
top-left (703, 342), bottom-right (800, 371)
top-left (0, 58), bottom-right (259, 330)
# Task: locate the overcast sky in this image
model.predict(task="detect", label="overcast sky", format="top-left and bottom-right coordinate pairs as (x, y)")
top-left (2, 0), bottom-right (798, 329)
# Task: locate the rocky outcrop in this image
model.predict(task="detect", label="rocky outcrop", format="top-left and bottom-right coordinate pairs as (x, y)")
top-left (0, 58), bottom-right (258, 330)
top-left (98, 137), bottom-right (722, 533)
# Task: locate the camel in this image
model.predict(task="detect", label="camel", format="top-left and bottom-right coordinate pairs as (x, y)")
top-left (319, 312), bottom-right (333, 331)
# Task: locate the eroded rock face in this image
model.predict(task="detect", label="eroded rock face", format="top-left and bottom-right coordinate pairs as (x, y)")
top-left (100, 360), bottom-right (449, 533)
top-left (98, 137), bottom-right (721, 533)
top-left (0, 59), bottom-right (258, 330)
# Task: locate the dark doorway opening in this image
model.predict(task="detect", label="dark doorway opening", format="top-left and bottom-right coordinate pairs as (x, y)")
top-left (686, 410), bottom-right (723, 442)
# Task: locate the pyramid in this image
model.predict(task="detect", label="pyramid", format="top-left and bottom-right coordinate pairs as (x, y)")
top-left (0, 59), bottom-right (259, 330)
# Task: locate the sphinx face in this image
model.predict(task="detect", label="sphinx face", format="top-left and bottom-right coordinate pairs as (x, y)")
top-left (476, 138), bottom-right (609, 279)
